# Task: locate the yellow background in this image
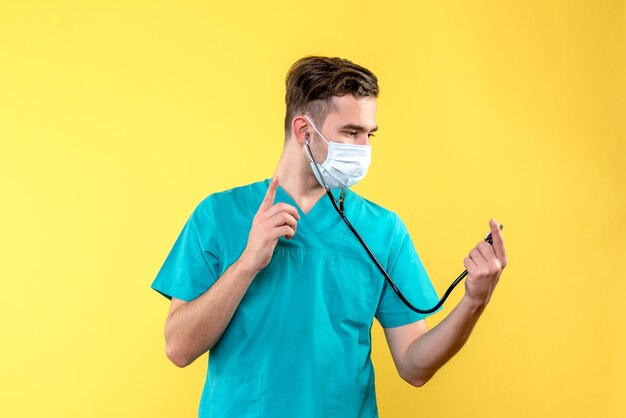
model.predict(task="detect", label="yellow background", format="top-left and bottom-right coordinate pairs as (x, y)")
top-left (1, 1), bottom-right (624, 417)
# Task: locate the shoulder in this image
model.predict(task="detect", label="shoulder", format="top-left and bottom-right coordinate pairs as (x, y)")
top-left (347, 189), bottom-right (402, 227)
top-left (345, 190), bottom-right (415, 268)
top-left (193, 179), bottom-right (268, 218)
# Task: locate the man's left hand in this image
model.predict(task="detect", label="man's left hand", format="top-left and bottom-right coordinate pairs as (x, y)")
top-left (463, 218), bottom-right (508, 307)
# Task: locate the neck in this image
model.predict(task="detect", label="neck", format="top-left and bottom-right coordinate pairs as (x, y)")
top-left (274, 138), bottom-right (327, 214)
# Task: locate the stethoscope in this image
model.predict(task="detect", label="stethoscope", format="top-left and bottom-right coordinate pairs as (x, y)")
top-left (304, 134), bottom-right (503, 314)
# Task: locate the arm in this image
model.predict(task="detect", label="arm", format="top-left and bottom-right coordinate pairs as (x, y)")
top-left (384, 218), bottom-right (508, 386)
top-left (164, 258), bottom-right (257, 368)
top-left (164, 176), bottom-right (299, 367)
top-left (384, 295), bottom-right (487, 386)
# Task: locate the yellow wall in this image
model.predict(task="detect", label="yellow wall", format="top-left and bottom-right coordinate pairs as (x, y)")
top-left (1, 1), bottom-right (624, 417)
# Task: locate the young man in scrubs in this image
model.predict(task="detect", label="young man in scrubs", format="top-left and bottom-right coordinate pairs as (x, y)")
top-left (151, 56), bottom-right (508, 418)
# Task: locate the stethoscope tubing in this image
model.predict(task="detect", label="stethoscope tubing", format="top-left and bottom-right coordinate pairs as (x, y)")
top-left (324, 188), bottom-right (464, 314)
top-left (304, 137), bottom-right (487, 314)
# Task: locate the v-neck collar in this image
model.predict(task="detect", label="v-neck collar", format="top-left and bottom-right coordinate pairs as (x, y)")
top-left (263, 178), bottom-right (345, 218)
top-left (261, 178), bottom-right (358, 251)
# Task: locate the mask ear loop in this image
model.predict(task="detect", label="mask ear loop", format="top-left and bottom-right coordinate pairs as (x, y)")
top-left (304, 116), bottom-right (330, 145)
top-left (303, 125), bottom-right (346, 215)
top-left (304, 116), bottom-right (346, 212)
top-left (304, 129), bottom-right (330, 191)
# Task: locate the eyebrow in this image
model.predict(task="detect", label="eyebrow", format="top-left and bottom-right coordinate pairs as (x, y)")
top-left (339, 123), bottom-right (379, 133)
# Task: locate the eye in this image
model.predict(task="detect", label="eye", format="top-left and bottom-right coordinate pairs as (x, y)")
top-left (368, 133), bottom-right (376, 138)
top-left (345, 131), bottom-right (358, 137)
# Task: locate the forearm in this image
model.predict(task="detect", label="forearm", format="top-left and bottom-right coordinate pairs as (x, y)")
top-left (165, 256), bottom-right (257, 367)
top-left (403, 296), bottom-right (487, 386)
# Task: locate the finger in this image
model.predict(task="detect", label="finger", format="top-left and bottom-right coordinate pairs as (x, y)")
top-left (259, 176), bottom-right (279, 213)
top-left (476, 241), bottom-right (496, 262)
top-left (464, 256), bottom-right (477, 274)
top-left (477, 241), bottom-right (504, 274)
top-left (274, 225), bottom-right (296, 240)
top-left (489, 218), bottom-right (508, 266)
top-left (263, 202), bottom-right (300, 221)
top-left (469, 248), bottom-right (488, 265)
top-left (268, 212), bottom-right (298, 230)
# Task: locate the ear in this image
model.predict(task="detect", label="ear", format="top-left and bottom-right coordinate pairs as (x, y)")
top-left (291, 116), bottom-right (311, 145)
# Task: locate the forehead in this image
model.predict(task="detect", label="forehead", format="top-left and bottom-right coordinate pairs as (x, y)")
top-left (324, 95), bottom-right (378, 130)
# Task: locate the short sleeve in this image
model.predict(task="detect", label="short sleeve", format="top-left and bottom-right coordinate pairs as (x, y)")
top-left (375, 215), bottom-right (442, 328)
top-left (150, 196), bottom-right (220, 302)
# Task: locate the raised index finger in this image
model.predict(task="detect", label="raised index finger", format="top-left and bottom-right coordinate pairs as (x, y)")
top-left (259, 176), bottom-right (279, 213)
top-left (489, 218), bottom-right (507, 264)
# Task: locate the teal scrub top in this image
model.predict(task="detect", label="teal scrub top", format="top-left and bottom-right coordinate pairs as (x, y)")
top-left (151, 179), bottom-right (441, 418)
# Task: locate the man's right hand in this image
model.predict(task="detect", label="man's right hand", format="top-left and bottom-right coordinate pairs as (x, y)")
top-left (240, 176), bottom-right (300, 274)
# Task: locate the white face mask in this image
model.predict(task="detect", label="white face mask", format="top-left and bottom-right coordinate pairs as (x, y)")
top-left (303, 116), bottom-right (372, 189)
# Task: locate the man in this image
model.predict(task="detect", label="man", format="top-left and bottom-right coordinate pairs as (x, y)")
top-left (151, 56), bottom-right (508, 417)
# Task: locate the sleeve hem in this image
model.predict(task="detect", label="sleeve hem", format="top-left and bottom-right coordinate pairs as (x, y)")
top-left (150, 283), bottom-right (196, 302)
top-left (377, 305), bottom-right (443, 328)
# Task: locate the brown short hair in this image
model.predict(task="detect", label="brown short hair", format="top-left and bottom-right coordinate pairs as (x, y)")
top-left (284, 56), bottom-right (379, 136)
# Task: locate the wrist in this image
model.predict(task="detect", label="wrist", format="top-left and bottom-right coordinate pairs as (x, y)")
top-left (460, 294), bottom-right (488, 315)
top-left (237, 250), bottom-right (260, 278)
